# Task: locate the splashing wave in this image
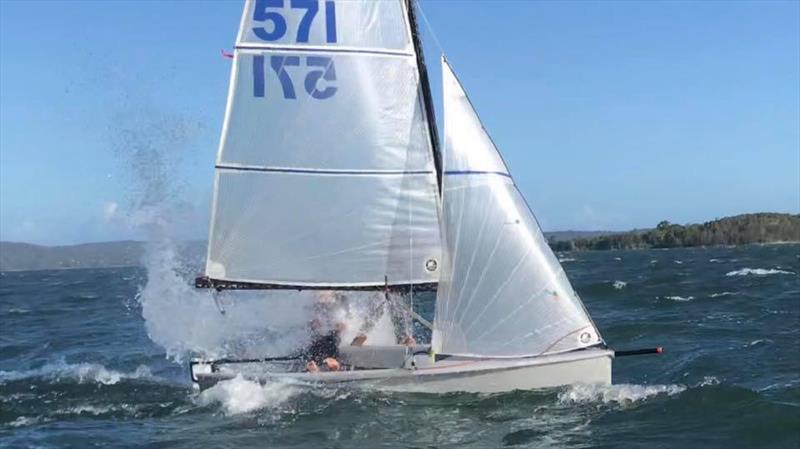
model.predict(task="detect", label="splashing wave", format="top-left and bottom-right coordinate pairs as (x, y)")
top-left (558, 383), bottom-right (686, 405)
top-left (725, 268), bottom-right (794, 276)
top-left (198, 374), bottom-right (300, 415)
top-left (0, 360), bottom-right (154, 385)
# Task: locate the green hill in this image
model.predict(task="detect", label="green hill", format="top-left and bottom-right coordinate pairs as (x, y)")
top-left (550, 213), bottom-right (800, 251)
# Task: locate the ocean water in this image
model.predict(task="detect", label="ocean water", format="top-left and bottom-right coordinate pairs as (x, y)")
top-left (1, 244), bottom-right (799, 448)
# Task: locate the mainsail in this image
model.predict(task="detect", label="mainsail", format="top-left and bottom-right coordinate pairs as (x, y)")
top-left (203, 0), bottom-right (442, 289)
top-left (432, 59), bottom-right (603, 357)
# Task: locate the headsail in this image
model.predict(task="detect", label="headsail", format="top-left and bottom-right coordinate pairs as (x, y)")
top-left (204, 0), bottom-right (442, 289)
top-left (432, 59), bottom-right (602, 357)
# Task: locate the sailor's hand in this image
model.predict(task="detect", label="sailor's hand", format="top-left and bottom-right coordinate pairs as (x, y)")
top-left (323, 357), bottom-right (340, 372)
top-left (351, 334), bottom-right (367, 346)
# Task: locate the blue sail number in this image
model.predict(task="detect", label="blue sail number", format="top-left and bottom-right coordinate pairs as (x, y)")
top-left (253, 0), bottom-right (337, 43)
top-left (253, 55), bottom-right (337, 99)
top-left (304, 56), bottom-right (337, 99)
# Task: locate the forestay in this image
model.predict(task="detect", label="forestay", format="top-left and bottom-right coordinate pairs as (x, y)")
top-left (205, 0), bottom-right (441, 288)
top-left (432, 59), bottom-right (603, 357)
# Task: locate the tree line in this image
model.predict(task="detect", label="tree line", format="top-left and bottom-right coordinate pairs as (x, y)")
top-left (549, 213), bottom-right (800, 251)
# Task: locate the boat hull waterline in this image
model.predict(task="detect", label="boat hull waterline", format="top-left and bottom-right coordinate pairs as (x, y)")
top-left (191, 348), bottom-right (613, 393)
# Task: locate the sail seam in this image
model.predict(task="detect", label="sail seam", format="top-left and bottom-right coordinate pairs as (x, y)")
top-left (235, 45), bottom-right (414, 58)
top-left (216, 164), bottom-right (434, 176)
top-left (444, 170), bottom-right (512, 178)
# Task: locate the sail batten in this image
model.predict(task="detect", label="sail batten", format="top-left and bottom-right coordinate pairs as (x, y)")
top-left (216, 163), bottom-right (434, 176)
top-left (432, 59), bottom-right (603, 357)
top-left (204, 0), bottom-right (442, 288)
top-left (235, 44), bottom-right (415, 58)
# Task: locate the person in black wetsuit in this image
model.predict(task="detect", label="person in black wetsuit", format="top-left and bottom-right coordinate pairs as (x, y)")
top-left (300, 318), bottom-right (343, 372)
top-left (307, 321), bottom-right (341, 362)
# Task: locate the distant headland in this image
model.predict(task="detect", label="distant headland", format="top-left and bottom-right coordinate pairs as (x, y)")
top-left (0, 241), bottom-right (206, 272)
top-left (1, 213), bottom-right (797, 271)
top-left (549, 213), bottom-right (800, 251)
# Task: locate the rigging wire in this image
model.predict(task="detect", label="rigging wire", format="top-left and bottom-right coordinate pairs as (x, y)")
top-left (409, 184), bottom-right (414, 339)
top-left (415, 0), bottom-right (446, 57)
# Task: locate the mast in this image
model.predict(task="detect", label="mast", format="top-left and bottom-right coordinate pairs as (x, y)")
top-left (406, 0), bottom-right (442, 194)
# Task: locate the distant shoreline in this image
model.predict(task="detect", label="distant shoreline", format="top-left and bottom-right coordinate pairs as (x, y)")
top-left (549, 213), bottom-right (799, 252)
top-left (0, 264), bottom-right (141, 274)
top-left (2, 241), bottom-right (799, 274)
top-left (2, 213), bottom-right (797, 271)
top-left (555, 240), bottom-right (800, 253)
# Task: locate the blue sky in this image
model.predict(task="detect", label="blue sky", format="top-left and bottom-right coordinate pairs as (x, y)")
top-left (1, 0), bottom-right (798, 245)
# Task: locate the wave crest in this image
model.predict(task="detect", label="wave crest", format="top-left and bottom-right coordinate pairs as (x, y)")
top-left (0, 360), bottom-right (154, 385)
top-left (709, 291), bottom-right (735, 298)
top-left (558, 383), bottom-right (686, 405)
top-left (725, 268), bottom-right (794, 276)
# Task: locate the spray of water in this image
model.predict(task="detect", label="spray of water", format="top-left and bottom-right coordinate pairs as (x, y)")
top-left (111, 108), bottom-right (398, 363)
top-left (198, 374), bottom-right (300, 415)
top-left (107, 105), bottom-right (310, 362)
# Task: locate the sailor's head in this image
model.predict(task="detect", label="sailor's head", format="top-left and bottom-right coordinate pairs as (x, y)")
top-left (308, 317), bottom-right (345, 335)
top-left (316, 290), bottom-right (337, 304)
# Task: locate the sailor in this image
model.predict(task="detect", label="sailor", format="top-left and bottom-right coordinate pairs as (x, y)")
top-left (303, 318), bottom-right (344, 372)
top-left (303, 291), bottom-right (350, 372)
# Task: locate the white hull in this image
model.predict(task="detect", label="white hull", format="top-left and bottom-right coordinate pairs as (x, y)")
top-left (191, 348), bottom-right (613, 394)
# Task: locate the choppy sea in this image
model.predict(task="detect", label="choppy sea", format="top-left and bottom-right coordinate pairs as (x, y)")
top-left (2, 243), bottom-right (799, 448)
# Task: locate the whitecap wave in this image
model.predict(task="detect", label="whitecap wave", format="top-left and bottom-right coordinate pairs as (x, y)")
top-left (198, 374), bottom-right (300, 415)
top-left (0, 360), bottom-right (154, 385)
top-left (53, 403), bottom-right (140, 416)
top-left (725, 268), bottom-right (795, 276)
top-left (558, 257), bottom-right (577, 263)
top-left (709, 291), bottom-right (735, 298)
top-left (7, 416), bottom-right (48, 428)
top-left (697, 376), bottom-right (720, 387)
top-left (743, 339), bottom-right (771, 348)
top-left (661, 295), bottom-right (694, 302)
top-left (612, 280), bottom-right (627, 290)
top-left (5, 307), bottom-right (30, 314)
top-left (558, 383), bottom-right (686, 405)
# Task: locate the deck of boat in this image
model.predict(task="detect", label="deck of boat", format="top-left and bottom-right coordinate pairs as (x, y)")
top-left (191, 347), bottom-right (613, 393)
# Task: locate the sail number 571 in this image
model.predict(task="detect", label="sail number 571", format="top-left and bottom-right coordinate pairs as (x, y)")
top-left (253, 55), bottom-right (337, 100)
top-left (253, 0), bottom-right (337, 43)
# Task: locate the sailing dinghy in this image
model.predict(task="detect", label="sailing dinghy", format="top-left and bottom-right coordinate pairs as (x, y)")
top-left (191, 0), bottom-right (659, 393)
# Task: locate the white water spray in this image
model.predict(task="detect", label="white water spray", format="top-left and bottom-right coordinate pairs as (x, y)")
top-left (112, 108), bottom-right (398, 363)
top-left (109, 107), bottom-right (318, 362)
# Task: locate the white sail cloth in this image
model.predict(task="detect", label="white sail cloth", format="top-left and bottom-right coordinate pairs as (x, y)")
top-left (205, 0), bottom-right (441, 286)
top-left (432, 59), bottom-right (602, 357)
